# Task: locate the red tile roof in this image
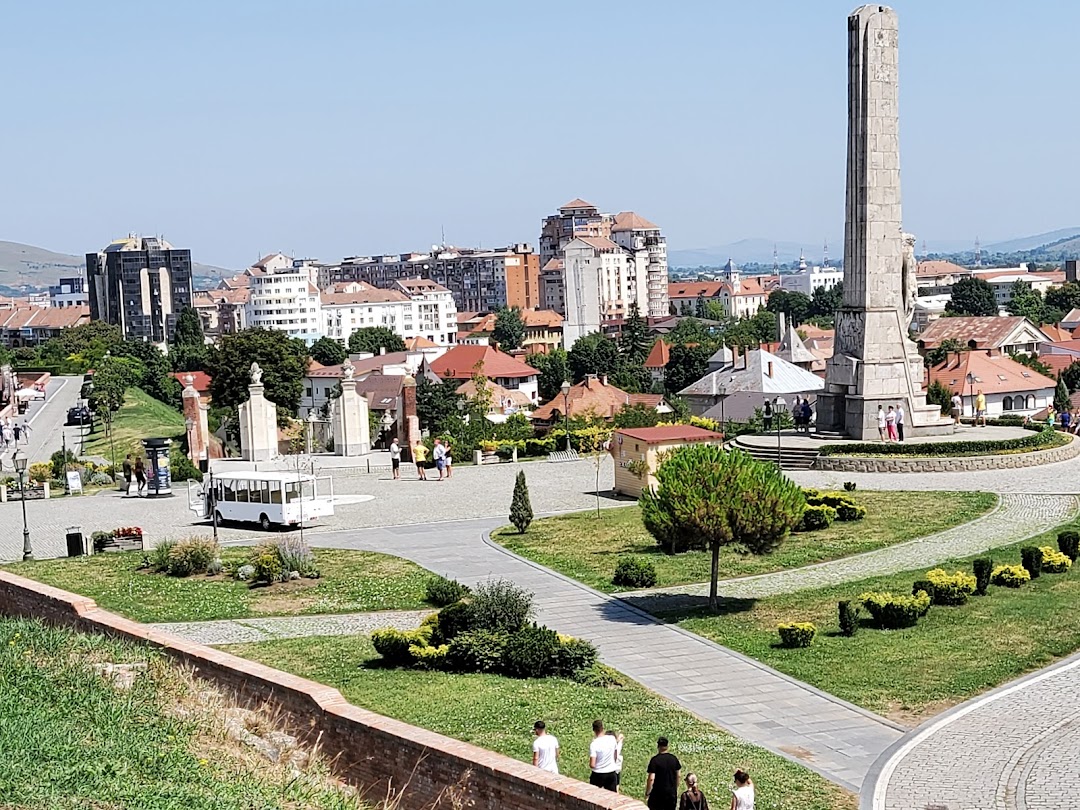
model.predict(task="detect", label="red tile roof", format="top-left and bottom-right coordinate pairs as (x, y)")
top-left (172, 371), bottom-right (212, 392)
top-left (560, 198), bottom-right (596, 210)
top-left (530, 376), bottom-right (633, 422)
top-left (1035, 353), bottom-right (1076, 375)
top-left (644, 339), bottom-right (671, 369)
top-left (918, 316), bottom-right (1046, 350)
top-left (615, 425), bottom-right (724, 443)
top-left (0, 305), bottom-right (89, 330)
top-left (928, 352), bottom-right (1056, 395)
top-left (916, 260), bottom-right (970, 278)
top-left (522, 309), bottom-right (564, 328)
top-left (429, 345), bottom-right (537, 381)
top-left (611, 211), bottom-right (659, 232)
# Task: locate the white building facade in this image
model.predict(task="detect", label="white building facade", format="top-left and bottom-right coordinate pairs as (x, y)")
top-left (244, 259), bottom-right (323, 345)
top-left (782, 260), bottom-right (844, 297)
top-left (322, 279), bottom-right (457, 347)
top-left (562, 237), bottom-right (637, 348)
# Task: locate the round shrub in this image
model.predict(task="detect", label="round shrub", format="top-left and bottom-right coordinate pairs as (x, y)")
top-left (207, 557), bottom-right (224, 576)
top-left (838, 600), bottom-right (860, 637)
top-left (436, 600), bottom-right (477, 642)
top-left (777, 622), bottom-right (816, 648)
top-left (1039, 546), bottom-right (1072, 574)
top-left (236, 564), bottom-right (255, 581)
top-left (372, 628), bottom-right (414, 666)
top-left (89, 472), bottom-right (115, 486)
top-left (425, 576), bottom-right (470, 607)
top-left (859, 591), bottom-right (931, 629)
top-left (409, 643), bottom-right (449, 671)
top-left (469, 579), bottom-right (534, 634)
top-left (991, 564), bottom-right (1030, 588)
top-left (797, 504), bottom-right (836, 531)
top-left (1057, 530), bottom-right (1079, 562)
top-left (835, 502), bottom-right (867, 522)
top-left (925, 568), bottom-right (976, 606)
top-left (1020, 546), bottom-right (1043, 579)
top-left (501, 624), bottom-right (561, 678)
top-left (164, 537), bottom-right (217, 578)
top-left (249, 544), bottom-right (283, 584)
top-left (446, 630), bottom-right (509, 673)
top-left (612, 557), bottom-right (658, 589)
top-left (554, 636), bottom-right (598, 677)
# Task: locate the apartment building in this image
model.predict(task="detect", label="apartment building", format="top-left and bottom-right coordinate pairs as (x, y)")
top-left (48, 276), bottom-right (89, 308)
top-left (781, 255), bottom-right (844, 297)
top-left (321, 278), bottom-right (457, 347)
top-left (243, 259), bottom-right (323, 345)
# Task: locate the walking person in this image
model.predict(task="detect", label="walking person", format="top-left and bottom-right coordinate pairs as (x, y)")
top-left (729, 770), bottom-right (754, 810)
top-left (588, 720), bottom-right (619, 792)
top-left (389, 438), bottom-right (401, 480)
top-left (885, 405), bottom-right (898, 442)
top-left (12, 422), bottom-right (21, 445)
top-left (19, 420), bottom-right (31, 445)
top-left (134, 456), bottom-right (147, 497)
top-left (800, 398), bottom-right (812, 433)
top-left (606, 729), bottom-right (625, 792)
top-left (1062, 409), bottom-right (1072, 433)
top-left (122, 454), bottom-right (134, 495)
top-left (531, 721), bottom-right (560, 774)
top-left (761, 399), bottom-right (773, 433)
top-left (432, 438), bottom-right (446, 481)
top-left (412, 441), bottom-right (429, 481)
top-left (950, 391), bottom-right (963, 425)
top-left (0, 419), bottom-right (10, 449)
top-left (877, 405), bottom-right (887, 441)
top-left (975, 389), bottom-right (987, 427)
top-left (679, 774), bottom-right (710, 810)
top-left (896, 402), bottom-right (905, 442)
top-left (444, 442), bottom-right (453, 478)
top-left (645, 736), bottom-right (682, 810)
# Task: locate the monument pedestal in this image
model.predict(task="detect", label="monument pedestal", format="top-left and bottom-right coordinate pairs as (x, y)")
top-left (238, 363), bottom-right (278, 462)
top-left (333, 367), bottom-right (370, 456)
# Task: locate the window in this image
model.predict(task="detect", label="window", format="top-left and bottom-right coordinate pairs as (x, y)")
top-left (1003, 396), bottom-right (1014, 410)
top-left (1027, 395), bottom-right (1036, 409)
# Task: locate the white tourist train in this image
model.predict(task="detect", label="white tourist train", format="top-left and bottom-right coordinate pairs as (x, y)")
top-left (187, 471), bottom-right (335, 531)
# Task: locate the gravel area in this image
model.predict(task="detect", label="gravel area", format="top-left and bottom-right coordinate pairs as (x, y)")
top-left (149, 609), bottom-right (432, 646)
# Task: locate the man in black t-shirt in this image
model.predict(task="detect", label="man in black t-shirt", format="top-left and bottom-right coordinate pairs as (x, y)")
top-left (644, 736), bottom-right (681, 810)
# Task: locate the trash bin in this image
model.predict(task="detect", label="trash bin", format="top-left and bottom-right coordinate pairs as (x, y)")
top-left (66, 526), bottom-right (84, 558)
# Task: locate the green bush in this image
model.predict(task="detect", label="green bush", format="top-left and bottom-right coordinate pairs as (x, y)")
top-left (169, 448), bottom-right (203, 482)
top-left (1039, 546), bottom-right (1073, 574)
top-left (554, 635), bottom-right (599, 676)
top-left (50, 449), bottom-right (78, 481)
top-left (925, 568), bottom-right (977, 606)
top-left (835, 502), bottom-right (867, 522)
top-left (469, 579), bottom-right (534, 634)
top-left (859, 590), bottom-right (931, 629)
top-left (571, 663), bottom-right (624, 688)
top-left (446, 630), bottom-right (509, 673)
top-left (372, 628), bottom-right (415, 666)
top-left (1020, 546), bottom-right (1043, 579)
top-left (275, 537), bottom-right (317, 578)
top-left (819, 427), bottom-right (1061, 457)
top-left (149, 539), bottom-right (176, 571)
top-left (843, 481), bottom-right (857, 491)
top-left (806, 491), bottom-right (856, 510)
top-left (838, 600), bottom-right (860, 637)
top-left (1057, 530), bottom-right (1080, 562)
top-left (777, 622), bottom-right (816, 648)
top-left (797, 504), bottom-right (836, 531)
top-left (524, 437), bottom-right (556, 457)
top-left (436, 600), bottom-right (477, 642)
top-left (409, 643), bottom-right (449, 671)
top-left (991, 564), bottom-right (1031, 588)
top-left (973, 557), bottom-right (993, 596)
top-left (509, 470), bottom-right (533, 533)
top-left (912, 579), bottom-right (935, 601)
top-left (164, 536), bottom-right (218, 578)
top-left (249, 544), bottom-right (283, 585)
top-left (501, 624), bottom-right (562, 678)
top-left (89, 472), bottom-right (114, 487)
top-left (612, 557), bottom-right (658, 588)
top-left (425, 576), bottom-right (471, 607)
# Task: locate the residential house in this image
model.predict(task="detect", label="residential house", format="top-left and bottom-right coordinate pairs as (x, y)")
top-left (454, 378), bottom-right (533, 421)
top-left (301, 348), bottom-right (445, 417)
top-left (667, 260), bottom-right (769, 320)
top-left (644, 339), bottom-right (671, 385)
top-left (915, 260), bottom-right (973, 294)
top-left (429, 344), bottom-right (539, 403)
top-left (529, 374), bottom-right (670, 428)
top-left (928, 351), bottom-right (1055, 418)
top-left (973, 265), bottom-right (1065, 309)
top-left (0, 305), bottom-right (90, 348)
top-left (610, 425), bottom-right (725, 498)
top-left (522, 309), bottom-right (564, 354)
top-left (917, 316), bottom-right (1050, 357)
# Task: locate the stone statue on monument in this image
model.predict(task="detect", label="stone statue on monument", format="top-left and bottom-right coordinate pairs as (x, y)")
top-left (902, 232), bottom-right (917, 330)
top-left (250, 361), bottom-right (263, 385)
top-left (342, 360), bottom-right (355, 381)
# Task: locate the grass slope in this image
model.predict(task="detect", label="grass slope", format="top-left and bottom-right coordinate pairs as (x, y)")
top-left (80, 386), bottom-right (186, 462)
top-left (4, 548), bottom-right (435, 623)
top-left (227, 634), bottom-right (854, 810)
top-left (675, 517), bottom-right (1080, 724)
top-left (495, 491), bottom-right (996, 592)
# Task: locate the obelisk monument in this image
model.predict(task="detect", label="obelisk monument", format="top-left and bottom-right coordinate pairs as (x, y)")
top-left (816, 5), bottom-right (952, 439)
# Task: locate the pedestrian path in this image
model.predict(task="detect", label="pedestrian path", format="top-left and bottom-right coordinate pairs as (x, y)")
top-left (864, 650), bottom-right (1080, 810)
top-left (621, 494), bottom-right (1076, 613)
top-left (308, 518), bottom-right (904, 793)
top-left (149, 609), bottom-right (431, 646)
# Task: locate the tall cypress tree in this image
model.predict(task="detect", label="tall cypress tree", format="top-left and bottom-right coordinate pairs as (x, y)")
top-left (509, 470), bottom-right (533, 533)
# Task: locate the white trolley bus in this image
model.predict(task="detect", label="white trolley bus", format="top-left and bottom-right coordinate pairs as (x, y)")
top-left (188, 471), bottom-right (335, 531)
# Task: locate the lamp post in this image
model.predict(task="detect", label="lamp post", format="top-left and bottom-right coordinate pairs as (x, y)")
top-left (966, 372), bottom-right (975, 423)
top-left (773, 396), bottom-right (787, 468)
top-left (717, 382), bottom-right (729, 438)
top-left (209, 467), bottom-right (218, 543)
top-left (560, 380), bottom-right (572, 452)
top-left (13, 449), bottom-right (31, 560)
top-left (185, 416), bottom-right (195, 463)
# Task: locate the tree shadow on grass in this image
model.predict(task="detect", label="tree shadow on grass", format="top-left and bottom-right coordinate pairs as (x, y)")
top-left (608, 592), bottom-right (757, 624)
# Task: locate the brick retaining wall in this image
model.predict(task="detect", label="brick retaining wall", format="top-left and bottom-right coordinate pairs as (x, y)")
top-left (814, 437), bottom-right (1080, 473)
top-left (0, 572), bottom-right (644, 810)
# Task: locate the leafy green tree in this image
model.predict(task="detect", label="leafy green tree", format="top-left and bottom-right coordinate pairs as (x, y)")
top-left (528, 348), bottom-right (570, 402)
top-left (347, 327), bottom-right (405, 355)
top-left (1055, 376), bottom-right (1071, 412)
top-left (113, 339), bottom-right (180, 407)
top-left (612, 403), bottom-right (661, 429)
top-left (39, 321), bottom-right (122, 366)
top-left (640, 445), bottom-right (805, 610)
top-left (415, 377), bottom-right (464, 434)
top-left (1006, 280), bottom-right (1046, 322)
top-left (749, 309), bottom-right (777, 343)
top-left (493, 412), bottom-right (534, 442)
top-left (88, 355), bottom-right (140, 416)
top-left (1061, 361), bottom-right (1080, 394)
top-left (492, 306), bottom-right (526, 351)
top-left (766, 290), bottom-right (812, 325)
top-left (807, 282), bottom-right (844, 320)
top-left (619, 302), bottom-right (651, 363)
top-left (926, 379), bottom-right (955, 415)
top-left (1009, 351), bottom-right (1053, 377)
top-left (173, 306), bottom-right (205, 347)
top-left (1045, 281), bottom-right (1080, 314)
top-left (664, 343), bottom-right (711, 394)
top-left (310, 336), bottom-right (347, 367)
top-left (669, 317), bottom-right (715, 348)
top-left (207, 328), bottom-right (309, 414)
top-left (509, 470), bottom-right (533, 533)
top-left (946, 277), bottom-right (998, 317)
top-left (924, 338), bottom-right (968, 368)
top-left (568, 333), bottom-right (622, 383)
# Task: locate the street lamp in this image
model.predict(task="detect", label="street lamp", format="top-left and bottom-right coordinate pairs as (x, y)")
top-left (966, 372), bottom-right (975, 423)
top-left (773, 396), bottom-right (787, 467)
top-left (560, 380), bottom-right (572, 452)
top-left (717, 382), bottom-right (729, 438)
top-left (185, 416), bottom-right (195, 461)
top-left (13, 449), bottom-right (31, 561)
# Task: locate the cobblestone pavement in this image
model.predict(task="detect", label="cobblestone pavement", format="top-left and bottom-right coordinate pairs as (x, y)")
top-left (0, 457), bottom-right (621, 562)
top-left (149, 609), bottom-right (431, 646)
top-left (863, 651), bottom-right (1080, 810)
top-left (620, 494), bottom-right (1077, 611)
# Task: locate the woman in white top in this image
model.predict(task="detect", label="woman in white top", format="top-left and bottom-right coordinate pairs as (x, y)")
top-left (730, 770), bottom-right (754, 810)
top-left (877, 406), bottom-right (887, 441)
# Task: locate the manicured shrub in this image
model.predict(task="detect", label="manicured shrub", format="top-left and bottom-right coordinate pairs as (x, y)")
top-left (1020, 546), bottom-right (1043, 579)
top-left (1039, 546), bottom-right (1072, 574)
top-left (819, 428), bottom-right (1060, 457)
top-left (838, 600), bottom-right (860, 637)
top-left (446, 630), bottom-right (509, 673)
top-left (509, 470), bottom-right (533, 533)
top-left (554, 636), bottom-right (599, 677)
top-left (777, 622), bottom-right (816, 648)
top-left (436, 600), bottom-right (477, 642)
top-left (991, 564), bottom-right (1031, 588)
top-left (165, 536), bottom-right (218, 578)
top-left (89, 472), bottom-right (115, 487)
top-left (843, 481), bottom-right (857, 492)
top-left (612, 557), bottom-right (658, 588)
top-left (425, 576), bottom-right (470, 607)
top-left (812, 492), bottom-right (858, 511)
top-left (275, 537), bottom-right (317, 578)
top-left (973, 557), bottom-right (993, 596)
top-left (372, 628), bottom-right (414, 666)
top-left (409, 643), bottom-right (449, 671)
top-left (925, 568), bottom-right (977, 606)
top-left (571, 663), bottom-right (624, 688)
top-left (835, 502), bottom-right (867, 522)
top-left (501, 624), bottom-right (561, 678)
top-left (1057, 530), bottom-right (1080, 562)
top-left (859, 591), bottom-right (931, 629)
top-left (469, 579), bottom-right (534, 634)
top-left (797, 504), bottom-right (836, 531)
top-left (912, 579), bottom-right (935, 601)
top-left (249, 544), bottom-right (284, 584)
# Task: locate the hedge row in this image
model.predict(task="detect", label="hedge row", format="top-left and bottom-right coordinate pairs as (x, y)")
top-left (818, 426), bottom-right (1061, 457)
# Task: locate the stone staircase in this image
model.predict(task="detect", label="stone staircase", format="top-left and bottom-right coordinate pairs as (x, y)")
top-left (732, 437), bottom-right (820, 471)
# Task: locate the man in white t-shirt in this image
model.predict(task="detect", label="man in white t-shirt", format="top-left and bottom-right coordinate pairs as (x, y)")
top-left (532, 721), bottom-right (560, 774)
top-left (950, 392), bottom-right (963, 425)
top-left (588, 719), bottom-right (619, 791)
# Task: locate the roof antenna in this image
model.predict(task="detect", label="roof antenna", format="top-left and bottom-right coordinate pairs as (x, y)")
top-left (441, 224), bottom-right (445, 247)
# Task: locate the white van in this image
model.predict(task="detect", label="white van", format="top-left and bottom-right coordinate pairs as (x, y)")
top-left (188, 471), bottom-right (335, 530)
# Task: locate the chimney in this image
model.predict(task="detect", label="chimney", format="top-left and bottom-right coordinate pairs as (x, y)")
top-left (600, 374), bottom-right (608, 386)
top-left (767, 361), bottom-right (774, 378)
top-left (380, 346), bottom-right (386, 356)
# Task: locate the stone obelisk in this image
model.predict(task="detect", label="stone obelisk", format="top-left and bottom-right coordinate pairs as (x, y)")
top-left (816, 5), bottom-right (951, 440)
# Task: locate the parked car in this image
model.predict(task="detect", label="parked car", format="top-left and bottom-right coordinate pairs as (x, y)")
top-left (66, 405), bottom-right (92, 426)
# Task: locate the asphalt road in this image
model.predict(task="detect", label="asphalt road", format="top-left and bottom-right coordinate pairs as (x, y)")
top-left (0, 375), bottom-right (83, 468)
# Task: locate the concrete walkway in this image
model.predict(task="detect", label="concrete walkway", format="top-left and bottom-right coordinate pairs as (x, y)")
top-left (621, 494), bottom-right (1077, 612)
top-left (862, 650), bottom-right (1080, 810)
top-left (149, 609), bottom-right (431, 646)
top-left (306, 518), bottom-right (904, 793)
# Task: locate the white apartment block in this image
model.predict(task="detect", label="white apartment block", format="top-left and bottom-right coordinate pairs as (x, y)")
top-left (563, 237), bottom-right (644, 348)
top-left (322, 278), bottom-right (457, 347)
top-left (781, 256), bottom-right (844, 297)
top-left (244, 259), bottom-right (323, 346)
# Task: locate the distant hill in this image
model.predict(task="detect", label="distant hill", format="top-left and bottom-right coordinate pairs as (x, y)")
top-left (985, 229), bottom-right (1080, 254)
top-left (669, 239), bottom-right (839, 268)
top-left (0, 240), bottom-right (232, 290)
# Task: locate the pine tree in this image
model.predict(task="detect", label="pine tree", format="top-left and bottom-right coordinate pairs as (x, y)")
top-left (509, 470), bottom-right (533, 533)
top-left (1055, 376), bottom-right (1071, 413)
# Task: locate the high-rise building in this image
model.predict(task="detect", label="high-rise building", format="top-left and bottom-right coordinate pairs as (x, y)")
top-left (86, 235), bottom-right (194, 343)
top-left (243, 258), bottom-right (323, 346)
top-left (539, 199), bottom-right (612, 314)
top-left (48, 276), bottom-right (89, 309)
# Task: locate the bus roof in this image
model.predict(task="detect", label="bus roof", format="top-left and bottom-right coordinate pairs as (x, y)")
top-left (210, 471), bottom-right (318, 483)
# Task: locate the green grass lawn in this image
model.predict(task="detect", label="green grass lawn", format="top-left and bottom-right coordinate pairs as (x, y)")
top-left (4, 548), bottom-right (435, 623)
top-left (495, 491), bottom-right (997, 593)
top-left (226, 634), bottom-right (854, 810)
top-left (0, 617), bottom-right (365, 809)
top-left (674, 518), bottom-right (1080, 725)
top-left (80, 386), bottom-right (186, 462)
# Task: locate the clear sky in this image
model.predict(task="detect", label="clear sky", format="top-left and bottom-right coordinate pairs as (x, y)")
top-left (4, 1), bottom-right (1077, 269)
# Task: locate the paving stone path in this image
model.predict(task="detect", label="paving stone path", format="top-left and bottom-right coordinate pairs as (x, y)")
top-left (863, 651), bottom-right (1080, 810)
top-left (621, 494), bottom-right (1077, 612)
top-left (149, 609), bottom-right (432, 646)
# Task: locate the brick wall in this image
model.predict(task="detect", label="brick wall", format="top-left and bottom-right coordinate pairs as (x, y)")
top-left (0, 572), bottom-right (644, 810)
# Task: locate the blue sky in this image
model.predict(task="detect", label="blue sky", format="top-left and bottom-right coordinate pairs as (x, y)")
top-left (4, 1), bottom-right (1077, 269)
